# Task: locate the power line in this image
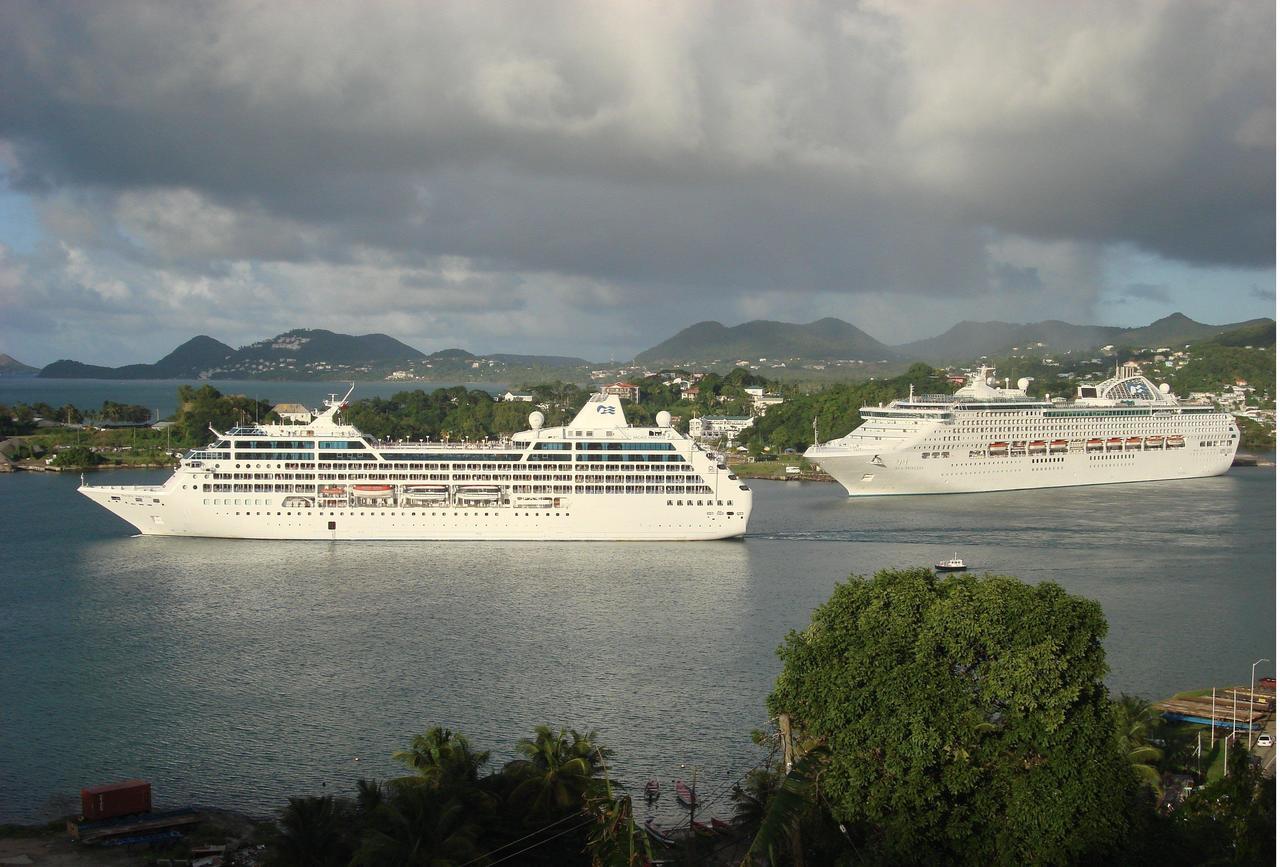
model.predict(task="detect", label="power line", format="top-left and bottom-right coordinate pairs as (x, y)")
top-left (456, 810), bottom-right (588, 867)
top-left (483, 817), bottom-right (597, 867)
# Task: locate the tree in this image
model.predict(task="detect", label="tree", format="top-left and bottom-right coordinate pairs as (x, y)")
top-left (766, 568), bottom-right (1138, 865)
top-left (1112, 694), bottom-right (1163, 796)
top-left (265, 795), bottom-right (356, 867)
top-left (350, 783), bottom-right (486, 867)
top-left (393, 727), bottom-right (491, 790)
top-left (505, 726), bottom-right (609, 823)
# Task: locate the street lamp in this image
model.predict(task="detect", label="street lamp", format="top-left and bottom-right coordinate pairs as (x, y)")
top-left (1249, 658), bottom-right (1269, 749)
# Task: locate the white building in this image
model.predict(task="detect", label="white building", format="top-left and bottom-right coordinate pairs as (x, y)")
top-left (600, 382), bottom-right (640, 402)
top-left (743, 386), bottom-right (784, 415)
top-left (689, 415), bottom-right (754, 442)
top-left (500, 391), bottom-right (534, 402)
top-left (271, 403), bottom-right (313, 424)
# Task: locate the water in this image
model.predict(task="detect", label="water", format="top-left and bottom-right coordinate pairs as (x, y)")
top-left (0, 379), bottom-right (508, 419)
top-left (0, 467), bottom-right (1273, 823)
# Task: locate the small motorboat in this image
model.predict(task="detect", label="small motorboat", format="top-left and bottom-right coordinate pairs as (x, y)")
top-left (644, 779), bottom-right (660, 801)
top-left (644, 818), bottom-right (676, 846)
top-left (711, 818), bottom-right (734, 835)
top-left (675, 779), bottom-right (698, 808)
top-left (935, 554), bottom-right (967, 572)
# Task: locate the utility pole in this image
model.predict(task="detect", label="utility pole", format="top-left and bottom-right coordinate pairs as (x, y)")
top-left (1249, 658), bottom-right (1269, 749)
top-left (779, 713), bottom-right (794, 773)
top-left (1211, 688), bottom-right (1216, 748)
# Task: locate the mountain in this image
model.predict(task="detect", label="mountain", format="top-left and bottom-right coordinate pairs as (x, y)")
top-left (489, 353), bottom-right (589, 368)
top-left (896, 313), bottom-right (1275, 363)
top-left (41, 336), bottom-right (237, 379)
top-left (1112, 313), bottom-right (1274, 349)
top-left (0, 353), bottom-right (39, 377)
top-left (635, 318), bottom-right (899, 364)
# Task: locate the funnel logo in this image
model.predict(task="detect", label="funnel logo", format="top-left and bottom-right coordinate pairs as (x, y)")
top-left (596, 405), bottom-right (616, 415)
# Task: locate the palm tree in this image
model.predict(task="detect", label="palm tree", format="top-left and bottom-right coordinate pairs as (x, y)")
top-left (1113, 693), bottom-right (1164, 796)
top-left (393, 727), bottom-right (491, 790)
top-left (265, 795), bottom-right (355, 867)
top-left (731, 767), bottom-right (782, 836)
top-left (351, 784), bottom-right (485, 867)
top-left (505, 726), bottom-right (609, 822)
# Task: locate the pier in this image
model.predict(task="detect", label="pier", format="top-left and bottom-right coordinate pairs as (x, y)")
top-left (1156, 685), bottom-right (1276, 730)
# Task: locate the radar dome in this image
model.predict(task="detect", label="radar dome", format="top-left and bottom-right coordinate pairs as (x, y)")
top-left (656, 410), bottom-right (672, 428)
top-left (528, 411), bottom-right (545, 430)
top-left (1159, 383), bottom-right (1171, 394)
top-left (1017, 377), bottom-right (1031, 391)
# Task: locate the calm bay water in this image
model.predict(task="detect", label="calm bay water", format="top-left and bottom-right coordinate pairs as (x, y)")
top-left (0, 379), bottom-right (507, 418)
top-left (0, 467), bottom-right (1274, 823)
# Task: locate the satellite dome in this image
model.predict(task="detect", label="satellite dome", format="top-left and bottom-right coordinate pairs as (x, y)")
top-left (528, 411), bottom-right (545, 430)
top-left (1159, 382), bottom-right (1171, 394)
top-left (656, 410), bottom-right (672, 428)
top-left (1017, 377), bottom-right (1031, 391)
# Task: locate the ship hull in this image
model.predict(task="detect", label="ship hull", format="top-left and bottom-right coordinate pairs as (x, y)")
top-left (79, 484), bottom-right (750, 541)
top-left (813, 444), bottom-right (1238, 496)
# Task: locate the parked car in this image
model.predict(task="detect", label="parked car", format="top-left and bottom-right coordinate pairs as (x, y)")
top-left (1256, 733), bottom-right (1273, 748)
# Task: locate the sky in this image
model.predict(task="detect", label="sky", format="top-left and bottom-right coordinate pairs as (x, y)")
top-left (0, 0), bottom-right (1274, 367)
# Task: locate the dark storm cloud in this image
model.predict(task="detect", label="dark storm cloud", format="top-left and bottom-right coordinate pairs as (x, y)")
top-left (1118, 283), bottom-right (1172, 303)
top-left (0, 0), bottom-right (1273, 363)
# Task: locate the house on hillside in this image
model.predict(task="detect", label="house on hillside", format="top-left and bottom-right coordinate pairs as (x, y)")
top-left (600, 382), bottom-right (640, 402)
top-left (271, 403), bottom-right (312, 424)
top-left (689, 415), bottom-right (754, 443)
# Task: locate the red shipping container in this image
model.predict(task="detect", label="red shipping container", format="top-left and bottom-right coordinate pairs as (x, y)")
top-left (81, 780), bottom-right (151, 822)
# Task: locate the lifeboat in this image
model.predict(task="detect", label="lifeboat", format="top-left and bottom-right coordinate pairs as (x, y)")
top-left (402, 485), bottom-right (449, 503)
top-left (1124, 437), bottom-right (1143, 449)
top-left (455, 486), bottom-right (502, 503)
top-left (1085, 438), bottom-right (1104, 451)
top-left (1105, 438), bottom-right (1123, 451)
top-left (352, 484), bottom-right (394, 499)
top-left (988, 441), bottom-right (1009, 455)
top-left (1145, 436), bottom-right (1165, 449)
top-left (1049, 440), bottom-right (1069, 452)
top-left (1167, 435), bottom-right (1185, 448)
top-left (1028, 440), bottom-right (1048, 453)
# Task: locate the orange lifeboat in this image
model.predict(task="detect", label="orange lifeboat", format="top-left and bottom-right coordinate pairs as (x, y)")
top-left (988, 441), bottom-right (1009, 455)
top-left (1145, 436), bottom-right (1164, 449)
top-left (1049, 439), bottom-right (1069, 452)
top-left (1167, 435), bottom-right (1185, 448)
top-left (1124, 437), bottom-right (1143, 449)
top-left (1086, 438), bottom-right (1104, 451)
top-left (1105, 437), bottom-right (1123, 451)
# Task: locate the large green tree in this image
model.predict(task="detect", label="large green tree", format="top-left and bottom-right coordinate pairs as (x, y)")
top-left (767, 568), bottom-right (1138, 865)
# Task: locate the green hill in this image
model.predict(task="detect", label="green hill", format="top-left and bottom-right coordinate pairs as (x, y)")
top-left (635, 318), bottom-right (899, 364)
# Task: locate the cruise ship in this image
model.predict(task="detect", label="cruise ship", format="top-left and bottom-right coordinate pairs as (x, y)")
top-left (79, 391), bottom-right (752, 540)
top-left (806, 363), bottom-right (1239, 496)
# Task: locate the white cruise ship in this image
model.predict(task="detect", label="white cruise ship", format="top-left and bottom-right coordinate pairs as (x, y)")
top-left (80, 391), bottom-right (752, 540)
top-left (806, 363), bottom-right (1239, 496)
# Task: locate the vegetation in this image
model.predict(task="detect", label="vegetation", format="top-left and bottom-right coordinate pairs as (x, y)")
top-left (262, 724), bottom-right (647, 867)
top-left (764, 567), bottom-right (1141, 864)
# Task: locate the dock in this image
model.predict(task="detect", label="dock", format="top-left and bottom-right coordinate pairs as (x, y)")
top-left (1156, 686), bottom-right (1276, 730)
top-left (67, 807), bottom-right (201, 844)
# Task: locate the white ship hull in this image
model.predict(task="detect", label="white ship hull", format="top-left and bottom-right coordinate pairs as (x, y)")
top-left (806, 363), bottom-right (1241, 497)
top-left (817, 444), bottom-right (1236, 496)
top-left (78, 391), bottom-right (753, 541)
top-left (80, 484), bottom-right (749, 541)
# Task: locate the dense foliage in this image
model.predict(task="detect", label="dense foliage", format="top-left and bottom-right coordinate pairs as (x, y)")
top-left (264, 725), bottom-right (647, 867)
top-left (173, 385), bottom-right (277, 445)
top-left (767, 568), bottom-right (1138, 864)
top-left (1169, 344), bottom-right (1276, 400)
top-left (740, 363), bottom-right (951, 452)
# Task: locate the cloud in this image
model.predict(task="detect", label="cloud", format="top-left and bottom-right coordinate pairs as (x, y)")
top-left (1250, 284), bottom-right (1276, 302)
top-left (1118, 283), bottom-right (1173, 303)
top-left (0, 0), bottom-right (1272, 364)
